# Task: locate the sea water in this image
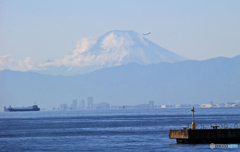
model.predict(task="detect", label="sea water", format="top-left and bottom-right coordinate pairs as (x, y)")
top-left (0, 108), bottom-right (239, 151)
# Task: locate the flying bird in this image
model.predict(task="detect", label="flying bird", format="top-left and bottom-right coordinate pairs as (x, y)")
top-left (143, 32), bottom-right (151, 35)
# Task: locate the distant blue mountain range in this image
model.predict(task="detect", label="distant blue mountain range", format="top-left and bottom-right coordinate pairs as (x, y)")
top-left (0, 55), bottom-right (240, 110)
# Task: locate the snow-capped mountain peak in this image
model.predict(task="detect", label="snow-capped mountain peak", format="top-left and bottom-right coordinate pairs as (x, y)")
top-left (39, 30), bottom-right (187, 75)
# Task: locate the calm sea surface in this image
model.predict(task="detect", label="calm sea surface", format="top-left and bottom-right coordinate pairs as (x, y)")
top-left (0, 108), bottom-right (240, 151)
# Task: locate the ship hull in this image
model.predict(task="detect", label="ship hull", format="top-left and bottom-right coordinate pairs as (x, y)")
top-left (8, 108), bottom-right (40, 112)
top-left (7, 105), bottom-right (40, 112)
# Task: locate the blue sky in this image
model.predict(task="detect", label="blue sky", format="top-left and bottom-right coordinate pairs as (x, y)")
top-left (1, 0), bottom-right (240, 70)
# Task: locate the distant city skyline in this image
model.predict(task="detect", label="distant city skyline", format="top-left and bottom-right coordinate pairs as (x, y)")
top-left (50, 100), bottom-right (240, 111)
top-left (1, 0), bottom-right (240, 72)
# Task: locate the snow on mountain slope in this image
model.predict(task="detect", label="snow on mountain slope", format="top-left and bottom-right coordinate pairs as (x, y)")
top-left (39, 30), bottom-right (187, 75)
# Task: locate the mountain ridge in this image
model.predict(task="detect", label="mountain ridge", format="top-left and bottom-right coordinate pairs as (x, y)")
top-left (0, 55), bottom-right (239, 111)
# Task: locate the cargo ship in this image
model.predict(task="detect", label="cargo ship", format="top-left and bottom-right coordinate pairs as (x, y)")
top-left (169, 107), bottom-right (240, 144)
top-left (4, 104), bottom-right (40, 112)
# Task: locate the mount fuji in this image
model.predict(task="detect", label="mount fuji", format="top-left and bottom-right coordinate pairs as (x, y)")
top-left (38, 30), bottom-right (187, 75)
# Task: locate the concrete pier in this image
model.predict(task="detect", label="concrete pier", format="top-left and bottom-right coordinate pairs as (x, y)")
top-left (169, 128), bottom-right (240, 144)
top-left (169, 107), bottom-right (240, 144)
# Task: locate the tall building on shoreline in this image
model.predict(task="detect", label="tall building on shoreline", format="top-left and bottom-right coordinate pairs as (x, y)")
top-left (71, 99), bottom-right (77, 109)
top-left (79, 99), bottom-right (85, 109)
top-left (149, 101), bottom-right (154, 108)
top-left (88, 97), bottom-right (93, 109)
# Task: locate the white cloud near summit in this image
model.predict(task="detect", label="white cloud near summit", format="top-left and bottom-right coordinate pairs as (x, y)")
top-left (1, 32), bottom-right (134, 72)
top-left (0, 31), bottom-right (187, 74)
top-left (38, 38), bottom-right (97, 69)
top-left (0, 54), bottom-right (38, 71)
top-left (39, 32), bottom-right (136, 69)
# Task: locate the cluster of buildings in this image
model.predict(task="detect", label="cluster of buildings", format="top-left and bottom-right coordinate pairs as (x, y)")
top-left (53, 99), bottom-right (240, 110)
top-left (53, 97), bottom-right (111, 110)
top-left (159, 101), bottom-right (240, 108)
top-left (53, 99), bottom-right (155, 110)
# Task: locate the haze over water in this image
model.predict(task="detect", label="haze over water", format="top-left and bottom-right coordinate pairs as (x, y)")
top-left (1, 108), bottom-right (240, 151)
